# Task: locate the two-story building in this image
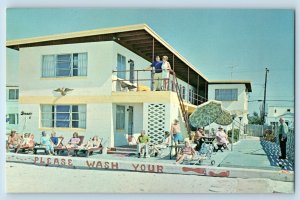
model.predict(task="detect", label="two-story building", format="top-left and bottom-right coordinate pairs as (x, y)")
top-left (6, 24), bottom-right (252, 147)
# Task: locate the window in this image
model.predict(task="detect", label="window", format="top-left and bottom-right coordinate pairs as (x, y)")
top-left (41, 105), bottom-right (86, 128)
top-left (8, 89), bottom-right (19, 100)
top-left (42, 53), bottom-right (87, 77)
top-left (8, 113), bottom-right (19, 125)
top-left (181, 86), bottom-right (186, 100)
top-left (117, 54), bottom-right (126, 79)
top-left (189, 89), bottom-right (193, 103)
top-left (116, 105), bottom-right (125, 130)
top-left (215, 89), bottom-right (238, 101)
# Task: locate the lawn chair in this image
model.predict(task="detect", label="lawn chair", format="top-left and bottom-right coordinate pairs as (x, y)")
top-left (34, 136), bottom-right (64, 155)
top-left (15, 134), bottom-right (35, 154)
top-left (56, 136), bottom-right (84, 156)
top-left (126, 134), bottom-right (138, 146)
top-left (74, 138), bottom-right (103, 157)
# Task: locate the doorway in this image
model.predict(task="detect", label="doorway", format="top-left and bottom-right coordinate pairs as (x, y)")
top-left (128, 106), bottom-right (134, 135)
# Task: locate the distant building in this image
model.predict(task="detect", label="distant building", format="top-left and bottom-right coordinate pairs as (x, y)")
top-left (266, 106), bottom-right (294, 127)
top-left (208, 81), bottom-right (252, 132)
top-left (6, 86), bottom-right (19, 133)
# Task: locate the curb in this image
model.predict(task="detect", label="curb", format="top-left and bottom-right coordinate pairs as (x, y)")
top-left (6, 153), bottom-right (294, 182)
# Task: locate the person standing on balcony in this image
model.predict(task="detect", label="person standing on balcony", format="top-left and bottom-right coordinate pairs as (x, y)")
top-left (145, 56), bottom-right (163, 91)
top-left (162, 56), bottom-right (171, 91)
top-left (278, 117), bottom-right (289, 159)
top-left (171, 119), bottom-right (184, 144)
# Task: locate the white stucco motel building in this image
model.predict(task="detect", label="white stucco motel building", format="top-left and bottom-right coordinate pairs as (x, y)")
top-left (6, 24), bottom-right (252, 147)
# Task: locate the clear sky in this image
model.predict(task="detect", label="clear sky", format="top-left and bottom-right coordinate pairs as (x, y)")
top-left (6, 8), bottom-right (295, 115)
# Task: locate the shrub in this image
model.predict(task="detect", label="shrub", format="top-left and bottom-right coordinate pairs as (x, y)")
top-left (227, 128), bottom-right (240, 143)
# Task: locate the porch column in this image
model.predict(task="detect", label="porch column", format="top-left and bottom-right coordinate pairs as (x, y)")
top-left (197, 75), bottom-right (199, 105)
top-left (172, 54), bottom-right (175, 91)
top-left (187, 68), bottom-right (190, 102)
top-left (151, 38), bottom-right (155, 91)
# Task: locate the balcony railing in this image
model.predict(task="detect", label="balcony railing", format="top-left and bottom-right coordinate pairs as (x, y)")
top-left (112, 69), bottom-right (206, 106)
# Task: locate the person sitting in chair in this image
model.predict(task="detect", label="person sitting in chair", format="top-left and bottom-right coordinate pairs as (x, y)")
top-left (136, 130), bottom-right (150, 158)
top-left (40, 131), bottom-right (55, 155)
top-left (215, 126), bottom-right (228, 152)
top-left (15, 133), bottom-right (35, 153)
top-left (65, 132), bottom-right (81, 149)
top-left (152, 131), bottom-right (171, 157)
top-left (194, 128), bottom-right (205, 152)
top-left (7, 130), bottom-right (19, 151)
top-left (80, 136), bottom-right (102, 150)
top-left (176, 140), bottom-right (196, 164)
top-left (50, 131), bottom-right (59, 146)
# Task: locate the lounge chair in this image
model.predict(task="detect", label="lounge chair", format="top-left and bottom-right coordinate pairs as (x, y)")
top-left (33, 137), bottom-right (64, 155)
top-left (74, 138), bottom-right (103, 157)
top-left (55, 136), bottom-right (84, 156)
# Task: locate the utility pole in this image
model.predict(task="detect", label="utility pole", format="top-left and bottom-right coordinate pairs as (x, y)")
top-left (262, 68), bottom-right (269, 125)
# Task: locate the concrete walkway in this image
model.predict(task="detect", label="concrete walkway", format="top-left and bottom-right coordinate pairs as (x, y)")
top-left (219, 136), bottom-right (294, 171)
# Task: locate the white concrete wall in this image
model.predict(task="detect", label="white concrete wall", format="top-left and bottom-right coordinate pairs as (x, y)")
top-left (208, 84), bottom-right (249, 128)
top-left (19, 41), bottom-right (114, 97)
top-left (18, 103), bottom-right (114, 147)
top-left (17, 40), bottom-right (193, 147)
top-left (267, 106), bottom-right (294, 118)
top-left (112, 103), bottom-right (143, 146)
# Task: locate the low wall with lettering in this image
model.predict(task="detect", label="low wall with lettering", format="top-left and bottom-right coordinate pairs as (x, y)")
top-left (6, 153), bottom-right (294, 182)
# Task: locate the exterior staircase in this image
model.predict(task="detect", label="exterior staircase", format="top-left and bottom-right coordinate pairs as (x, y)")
top-left (172, 72), bottom-right (191, 139)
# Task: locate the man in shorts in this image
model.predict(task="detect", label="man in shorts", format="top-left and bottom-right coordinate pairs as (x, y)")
top-left (171, 119), bottom-right (184, 144)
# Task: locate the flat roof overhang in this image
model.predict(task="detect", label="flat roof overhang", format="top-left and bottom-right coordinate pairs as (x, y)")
top-left (6, 24), bottom-right (208, 90)
top-left (209, 80), bottom-right (252, 92)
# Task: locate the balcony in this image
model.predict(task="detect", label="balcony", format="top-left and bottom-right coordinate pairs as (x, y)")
top-left (112, 69), bottom-right (207, 113)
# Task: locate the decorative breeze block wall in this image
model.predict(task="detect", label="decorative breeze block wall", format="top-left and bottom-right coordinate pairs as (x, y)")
top-left (147, 104), bottom-right (166, 145)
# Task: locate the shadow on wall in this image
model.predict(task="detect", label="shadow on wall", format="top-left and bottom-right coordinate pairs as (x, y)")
top-left (260, 138), bottom-right (294, 171)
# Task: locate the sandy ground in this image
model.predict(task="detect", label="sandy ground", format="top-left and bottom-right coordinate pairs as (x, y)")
top-left (5, 162), bottom-right (293, 193)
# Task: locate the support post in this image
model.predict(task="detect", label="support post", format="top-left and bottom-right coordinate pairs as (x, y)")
top-left (262, 67), bottom-right (269, 124)
top-left (197, 75), bottom-right (199, 105)
top-left (151, 38), bottom-right (155, 91)
top-left (231, 114), bottom-right (236, 151)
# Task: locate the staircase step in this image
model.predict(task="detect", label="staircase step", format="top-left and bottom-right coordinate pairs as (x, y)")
top-left (110, 147), bottom-right (137, 152)
top-left (107, 150), bottom-right (137, 155)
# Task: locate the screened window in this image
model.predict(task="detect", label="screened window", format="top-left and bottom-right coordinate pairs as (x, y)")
top-left (42, 53), bottom-right (87, 77)
top-left (181, 86), bottom-right (186, 100)
top-left (215, 89), bottom-right (238, 101)
top-left (117, 54), bottom-right (126, 79)
top-left (8, 89), bottom-right (19, 100)
top-left (189, 89), bottom-right (193, 103)
top-left (116, 105), bottom-right (125, 130)
top-left (41, 105), bottom-right (86, 128)
top-left (8, 113), bottom-right (18, 125)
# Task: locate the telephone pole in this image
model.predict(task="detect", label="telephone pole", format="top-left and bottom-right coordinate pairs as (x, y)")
top-left (262, 68), bottom-right (269, 124)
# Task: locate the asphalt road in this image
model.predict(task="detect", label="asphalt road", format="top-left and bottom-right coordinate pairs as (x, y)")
top-left (5, 162), bottom-right (293, 193)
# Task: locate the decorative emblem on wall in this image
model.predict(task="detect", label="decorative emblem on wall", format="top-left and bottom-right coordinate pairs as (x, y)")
top-left (53, 87), bottom-right (73, 96)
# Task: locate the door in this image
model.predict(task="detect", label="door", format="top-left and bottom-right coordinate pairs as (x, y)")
top-left (128, 106), bottom-right (134, 135)
top-left (117, 54), bottom-right (126, 79)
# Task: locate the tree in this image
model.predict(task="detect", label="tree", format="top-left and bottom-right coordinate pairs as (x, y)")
top-left (247, 112), bottom-right (262, 125)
